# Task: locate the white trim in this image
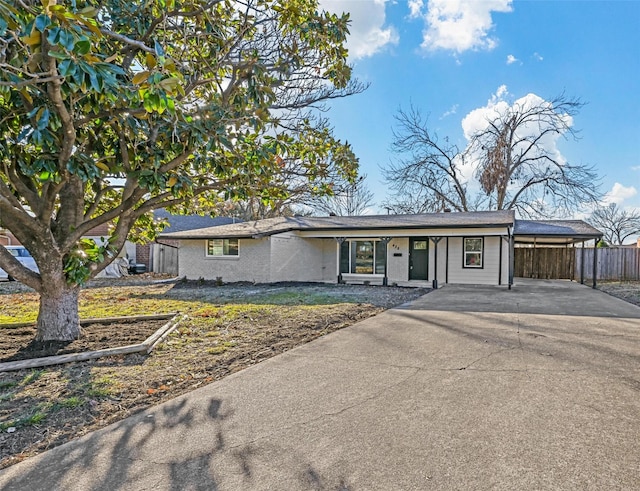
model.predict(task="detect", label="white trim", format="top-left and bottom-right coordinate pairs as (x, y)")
top-left (205, 238), bottom-right (239, 258)
top-left (463, 237), bottom-right (484, 268)
top-left (340, 239), bottom-right (386, 276)
top-left (298, 226), bottom-right (510, 239)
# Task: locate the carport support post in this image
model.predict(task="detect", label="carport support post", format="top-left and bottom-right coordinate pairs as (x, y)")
top-left (592, 238), bottom-right (599, 289)
top-left (335, 237), bottom-right (346, 284)
top-left (431, 237), bottom-right (442, 289)
top-left (379, 237), bottom-right (392, 286)
top-left (580, 240), bottom-right (585, 285)
top-left (508, 229), bottom-right (514, 290)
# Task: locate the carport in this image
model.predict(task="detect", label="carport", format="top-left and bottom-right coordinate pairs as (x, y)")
top-left (513, 220), bottom-right (603, 287)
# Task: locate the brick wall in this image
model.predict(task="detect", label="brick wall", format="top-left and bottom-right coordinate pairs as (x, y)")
top-left (178, 237), bottom-right (271, 282)
top-left (0, 230), bottom-right (20, 246)
top-left (86, 223), bottom-right (110, 236)
top-left (136, 244), bottom-right (151, 270)
top-left (269, 234), bottom-right (331, 282)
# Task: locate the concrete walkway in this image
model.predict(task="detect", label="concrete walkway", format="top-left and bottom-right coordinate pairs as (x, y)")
top-left (1, 279), bottom-right (639, 490)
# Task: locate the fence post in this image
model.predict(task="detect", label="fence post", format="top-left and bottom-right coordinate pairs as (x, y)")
top-left (592, 239), bottom-right (599, 289)
top-left (580, 241), bottom-right (585, 284)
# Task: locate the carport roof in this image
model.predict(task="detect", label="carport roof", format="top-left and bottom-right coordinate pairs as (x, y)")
top-left (159, 210), bottom-right (516, 239)
top-left (514, 220), bottom-right (603, 245)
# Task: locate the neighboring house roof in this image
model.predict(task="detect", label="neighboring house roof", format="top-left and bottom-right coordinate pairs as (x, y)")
top-left (159, 210), bottom-right (516, 239)
top-left (154, 210), bottom-right (240, 234)
top-left (514, 220), bottom-right (602, 244)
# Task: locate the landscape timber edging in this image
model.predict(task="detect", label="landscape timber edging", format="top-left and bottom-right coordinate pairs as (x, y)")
top-left (0, 314), bottom-right (185, 373)
top-left (0, 313), bottom-right (178, 330)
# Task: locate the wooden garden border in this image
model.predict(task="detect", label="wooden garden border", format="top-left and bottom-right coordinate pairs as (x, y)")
top-left (0, 313), bottom-right (185, 372)
top-left (0, 313), bottom-right (178, 330)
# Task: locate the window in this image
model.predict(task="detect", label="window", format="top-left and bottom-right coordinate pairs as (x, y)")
top-left (340, 240), bottom-right (387, 275)
top-left (413, 240), bottom-right (427, 250)
top-left (463, 237), bottom-right (483, 268)
top-left (206, 238), bottom-right (239, 257)
top-left (374, 241), bottom-right (386, 274)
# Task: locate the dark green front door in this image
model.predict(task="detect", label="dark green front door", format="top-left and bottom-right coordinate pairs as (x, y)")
top-left (409, 238), bottom-right (429, 280)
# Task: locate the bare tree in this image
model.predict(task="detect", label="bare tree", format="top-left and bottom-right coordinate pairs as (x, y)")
top-left (382, 96), bottom-right (602, 217)
top-left (308, 175), bottom-right (375, 216)
top-left (588, 203), bottom-right (640, 245)
top-left (469, 94), bottom-right (601, 217)
top-left (381, 107), bottom-right (472, 214)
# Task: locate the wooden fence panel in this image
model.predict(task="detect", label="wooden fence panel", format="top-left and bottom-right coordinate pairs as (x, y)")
top-left (574, 247), bottom-right (640, 281)
top-left (153, 243), bottom-right (179, 276)
top-left (515, 247), bottom-right (575, 279)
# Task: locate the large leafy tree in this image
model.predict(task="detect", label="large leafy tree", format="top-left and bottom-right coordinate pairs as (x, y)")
top-left (0, 0), bottom-right (361, 341)
top-left (382, 96), bottom-right (601, 217)
top-left (212, 118), bottom-right (363, 220)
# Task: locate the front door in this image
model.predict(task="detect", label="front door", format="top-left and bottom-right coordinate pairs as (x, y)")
top-left (409, 238), bottom-right (429, 280)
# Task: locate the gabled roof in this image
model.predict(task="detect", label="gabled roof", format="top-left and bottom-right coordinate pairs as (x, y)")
top-left (154, 210), bottom-right (240, 233)
top-left (159, 210), bottom-right (516, 239)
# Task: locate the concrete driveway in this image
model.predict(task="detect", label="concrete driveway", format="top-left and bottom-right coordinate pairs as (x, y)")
top-left (1, 279), bottom-right (639, 490)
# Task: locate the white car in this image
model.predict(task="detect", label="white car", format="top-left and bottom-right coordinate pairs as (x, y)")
top-left (0, 245), bottom-right (39, 281)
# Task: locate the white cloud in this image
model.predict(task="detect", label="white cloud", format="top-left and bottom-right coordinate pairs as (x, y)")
top-left (603, 183), bottom-right (638, 205)
top-left (631, 165), bottom-right (640, 171)
top-left (408, 0), bottom-right (424, 19)
top-left (506, 54), bottom-right (518, 65)
top-left (494, 84), bottom-right (508, 100)
top-left (319, 0), bottom-right (399, 59)
top-left (533, 52), bottom-right (544, 61)
top-left (418, 0), bottom-right (513, 53)
top-left (440, 103), bottom-right (459, 119)
top-left (458, 86), bottom-right (573, 183)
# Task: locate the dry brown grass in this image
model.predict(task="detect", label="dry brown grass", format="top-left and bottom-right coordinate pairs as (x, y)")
top-left (0, 280), bottom-right (429, 468)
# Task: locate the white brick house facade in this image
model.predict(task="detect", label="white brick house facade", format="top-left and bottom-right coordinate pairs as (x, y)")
top-left (161, 211), bottom-right (602, 288)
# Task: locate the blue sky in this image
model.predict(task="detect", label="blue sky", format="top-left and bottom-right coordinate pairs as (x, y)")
top-left (319, 0), bottom-right (640, 222)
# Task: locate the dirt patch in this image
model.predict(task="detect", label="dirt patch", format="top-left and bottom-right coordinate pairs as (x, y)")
top-left (597, 281), bottom-right (640, 307)
top-left (0, 279), bottom-right (429, 469)
top-left (0, 319), bottom-right (168, 362)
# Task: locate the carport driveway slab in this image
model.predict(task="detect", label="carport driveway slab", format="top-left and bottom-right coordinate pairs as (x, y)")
top-left (1, 279), bottom-right (639, 490)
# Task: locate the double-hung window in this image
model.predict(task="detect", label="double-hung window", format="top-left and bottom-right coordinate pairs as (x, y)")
top-left (463, 237), bottom-right (483, 268)
top-left (206, 238), bottom-right (239, 257)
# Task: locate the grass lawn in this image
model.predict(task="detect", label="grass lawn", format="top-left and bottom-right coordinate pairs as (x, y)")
top-left (0, 280), bottom-right (428, 468)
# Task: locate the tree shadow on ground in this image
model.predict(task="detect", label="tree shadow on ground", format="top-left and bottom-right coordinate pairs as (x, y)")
top-left (0, 396), bottom-right (354, 491)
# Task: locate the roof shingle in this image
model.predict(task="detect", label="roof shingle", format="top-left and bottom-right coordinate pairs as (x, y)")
top-left (159, 210), bottom-right (516, 239)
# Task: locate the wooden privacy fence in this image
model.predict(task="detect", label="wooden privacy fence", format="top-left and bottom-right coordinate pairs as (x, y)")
top-left (516, 246), bottom-right (640, 281)
top-left (152, 243), bottom-right (179, 276)
top-left (515, 247), bottom-right (575, 279)
top-left (574, 247), bottom-right (640, 281)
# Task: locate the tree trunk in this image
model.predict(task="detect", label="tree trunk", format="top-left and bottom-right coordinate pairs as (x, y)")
top-left (36, 285), bottom-right (81, 341)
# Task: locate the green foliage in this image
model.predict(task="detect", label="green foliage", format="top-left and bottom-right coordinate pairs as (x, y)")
top-left (0, 411), bottom-right (47, 431)
top-left (63, 238), bottom-right (117, 285)
top-left (0, 0), bottom-right (360, 299)
top-left (20, 370), bottom-right (44, 386)
top-left (85, 375), bottom-right (119, 398)
top-left (53, 396), bottom-right (84, 410)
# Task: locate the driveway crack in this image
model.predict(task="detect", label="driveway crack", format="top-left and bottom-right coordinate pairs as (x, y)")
top-left (228, 367), bottom-right (421, 450)
top-left (457, 346), bottom-right (517, 370)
